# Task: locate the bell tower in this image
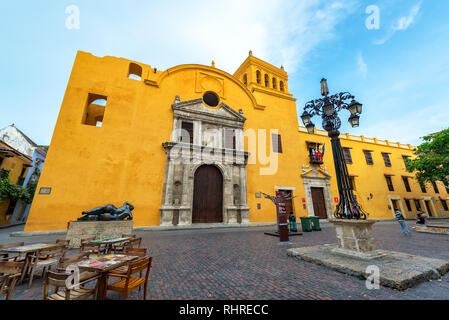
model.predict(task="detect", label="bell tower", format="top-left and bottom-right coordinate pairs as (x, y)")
top-left (233, 51), bottom-right (290, 96)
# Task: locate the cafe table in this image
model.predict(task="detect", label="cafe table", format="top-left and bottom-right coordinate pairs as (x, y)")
top-left (74, 254), bottom-right (138, 300)
top-left (89, 237), bottom-right (131, 254)
top-left (0, 243), bottom-right (60, 284)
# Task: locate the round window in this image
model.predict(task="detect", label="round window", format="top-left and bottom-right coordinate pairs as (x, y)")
top-left (203, 91), bottom-right (219, 107)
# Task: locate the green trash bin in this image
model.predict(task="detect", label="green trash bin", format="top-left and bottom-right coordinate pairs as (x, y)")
top-left (309, 216), bottom-right (322, 231)
top-left (300, 217), bottom-right (313, 232)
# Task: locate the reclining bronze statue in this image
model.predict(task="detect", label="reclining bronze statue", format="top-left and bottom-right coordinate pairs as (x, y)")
top-left (77, 202), bottom-right (134, 221)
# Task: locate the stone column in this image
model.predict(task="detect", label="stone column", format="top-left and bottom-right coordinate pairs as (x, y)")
top-left (239, 165), bottom-right (250, 223)
top-left (217, 125), bottom-right (223, 149)
top-left (194, 120), bottom-right (202, 146)
top-left (164, 161), bottom-right (175, 206)
top-left (160, 160), bottom-right (175, 226)
top-left (171, 118), bottom-right (179, 142)
top-left (179, 165), bottom-right (192, 225)
top-left (236, 129), bottom-right (244, 151)
top-left (240, 166), bottom-right (248, 206)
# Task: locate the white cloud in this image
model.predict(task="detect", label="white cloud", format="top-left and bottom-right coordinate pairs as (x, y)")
top-left (374, 1), bottom-right (422, 45)
top-left (395, 2), bottom-right (421, 30)
top-left (361, 101), bottom-right (449, 146)
top-left (100, 0), bottom-right (357, 74)
top-left (357, 51), bottom-right (368, 77)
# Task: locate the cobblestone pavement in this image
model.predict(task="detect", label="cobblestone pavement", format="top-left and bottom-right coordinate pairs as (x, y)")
top-left (2, 220), bottom-right (449, 300)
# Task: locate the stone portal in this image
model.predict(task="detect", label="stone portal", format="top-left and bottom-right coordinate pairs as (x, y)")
top-left (160, 97), bottom-right (250, 226)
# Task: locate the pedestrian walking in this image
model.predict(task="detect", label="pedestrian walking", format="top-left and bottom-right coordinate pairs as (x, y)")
top-left (395, 209), bottom-right (412, 235)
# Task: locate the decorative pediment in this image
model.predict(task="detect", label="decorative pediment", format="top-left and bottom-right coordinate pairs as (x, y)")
top-left (172, 97), bottom-right (246, 124)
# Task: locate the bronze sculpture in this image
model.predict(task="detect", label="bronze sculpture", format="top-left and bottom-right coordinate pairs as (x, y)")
top-left (77, 202), bottom-right (134, 221)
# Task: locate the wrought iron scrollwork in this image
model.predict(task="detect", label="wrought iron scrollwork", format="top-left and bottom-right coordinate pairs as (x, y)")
top-left (302, 79), bottom-right (367, 220)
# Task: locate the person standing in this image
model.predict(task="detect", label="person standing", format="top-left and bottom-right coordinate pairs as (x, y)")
top-left (416, 210), bottom-right (427, 225)
top-left (395, 209), bottom-right (412, 235)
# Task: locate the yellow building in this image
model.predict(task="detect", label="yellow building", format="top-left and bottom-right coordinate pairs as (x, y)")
top-left (0, 141), bottom-right (33, 225)
top-left (24, 51), bottom-right (449, 232)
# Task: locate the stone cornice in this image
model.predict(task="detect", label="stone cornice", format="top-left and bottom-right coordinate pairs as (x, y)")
top-left (172, 99), bottom-right (246, 124)
top-left (162, 142), bottom-right (250, 158)
top-left (251, 86), bottom-right (296, 101)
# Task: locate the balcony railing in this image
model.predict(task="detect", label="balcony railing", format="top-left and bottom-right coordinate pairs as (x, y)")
top-left (309, 154), bottom-right (323, 165)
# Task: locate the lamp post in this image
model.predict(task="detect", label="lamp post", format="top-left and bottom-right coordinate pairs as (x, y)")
top-left (301, 78), bottom-right (368, 220)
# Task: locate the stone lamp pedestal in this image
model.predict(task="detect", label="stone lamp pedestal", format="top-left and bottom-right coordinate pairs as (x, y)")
top-left (329, 219), bottom-right (386, 260)
top-left (288, 219), bottom-right (449, 289)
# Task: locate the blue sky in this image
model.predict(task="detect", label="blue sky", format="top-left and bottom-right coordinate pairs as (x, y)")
top-left (1, 0), bottom-right (448, 146)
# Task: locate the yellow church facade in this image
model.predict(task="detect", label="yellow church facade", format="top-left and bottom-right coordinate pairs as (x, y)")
top-left (24, 51), bottom-right (449, 232)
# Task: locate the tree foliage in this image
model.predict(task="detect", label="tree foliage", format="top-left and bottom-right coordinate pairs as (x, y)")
top-left (406, 128), bottom-right (449, 187)
top-left (0, 170), bottom-right (37, 204)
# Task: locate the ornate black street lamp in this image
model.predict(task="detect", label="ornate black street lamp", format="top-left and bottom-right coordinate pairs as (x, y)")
top-left (301, 78), bottom-right (368, 220)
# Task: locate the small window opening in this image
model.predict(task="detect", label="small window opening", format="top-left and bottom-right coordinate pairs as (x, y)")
top-left (414, 200), bottom-right (422, 211)
top-left (364, 151), bottom-right (374, 165)
top-left (83, 94), bottom-right (107, 127)
top-left (181, 121), bottom-right (194, 144)
top-left (243, 74), bottom-right (247, 86)
top-left (385, 176), bottom-right (394, 191)
top-left (128, 63), bottom-right (142, 81)
top-left (280, 81), bottom-right (284, 91)
top-left (307, 142), bottom-right (323, 164)
top-left (225, 128), bottom-right (236, 149)
top-left (402, 176), bottom-right (412, 192)
top-left (382, 153), bottom-right (392, 167)
top-left (405, 200), bottom-right (412, 211)
top-left (272, 134), bottom-right (283, 153)
top-left (272, 78), bottom-right (277, 89)
top-left (264, 74), bottom-right (269, 87)
top-left (256, 71), bottom-right (261, 84)
top-left (203, 91), bottom-right (219, 107)
top-left (343, 148), bottom-right (352, 164)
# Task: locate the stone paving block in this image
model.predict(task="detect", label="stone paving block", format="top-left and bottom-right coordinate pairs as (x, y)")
top-left (4, 221), bottom-right (449, 300)
top-left (287, 244), bottom-right (449, 290)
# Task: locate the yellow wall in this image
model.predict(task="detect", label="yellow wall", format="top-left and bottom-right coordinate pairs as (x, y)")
top-left (294, 128), bottom-right (448, 220)
top-left (24, 51), bottom-right (449, 231)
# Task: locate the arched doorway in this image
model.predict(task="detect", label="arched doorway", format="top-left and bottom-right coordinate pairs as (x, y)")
top-left (192, 165), bottom-right (223, 223)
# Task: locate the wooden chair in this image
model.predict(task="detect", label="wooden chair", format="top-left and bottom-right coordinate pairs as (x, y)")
top-left (43, 270), bottom-right (100, 300)
top-left (103, 256), bottom-right (152, 300)
top-left (111, 248), bottom-right (148, 275)
top-left (56, 239), bottom-right (70, 247)
top-left (80, 242), bottom-right (105, 255)
top-left (0, 261), bottom-right (24, 300)
top-left (57, 252), bottom-right (98, 283)
top-left (125, 248), bottom-right (147, 257)
top-left (0, 242), bottom-right (25, 261)
top-left (126, 237), bottom-right (142, 250)
top-left (112, 234), bottom-right (137, 253)
top-left (27, 244), bottom-right (66, 288)
top-left (122, 234), bottom-right (137, 239)
top-left (80, 237), bottom-right (95, 244)
top-left (39, 240), bottom-right (69, 260)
